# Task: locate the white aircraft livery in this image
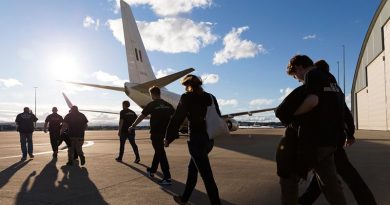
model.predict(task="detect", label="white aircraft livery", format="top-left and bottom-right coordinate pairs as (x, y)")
top-left (65, 0), bottom-right (275, 131)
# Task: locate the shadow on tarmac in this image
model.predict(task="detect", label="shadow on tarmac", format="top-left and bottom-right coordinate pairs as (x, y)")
top-left (215, 133), bottom-right (390, 164)
top-left (119, 161), bottom-right (237, 205)
top-left (0, 159), bottom-right (32, 189)
top-left (214, 133), bottom-right (280, 162)
top-left (15, 158), bottom-right (108, 205)
top-left (215, 132), bottom-right (390, 204)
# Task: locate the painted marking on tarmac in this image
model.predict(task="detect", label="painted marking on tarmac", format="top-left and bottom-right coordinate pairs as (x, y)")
top-left (0, 141), bottom-right (94, 160)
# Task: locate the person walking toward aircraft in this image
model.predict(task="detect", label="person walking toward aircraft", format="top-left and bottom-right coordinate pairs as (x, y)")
top-left (44, 107), bottom-right (63, 158)
top-left (281, 55), bottom-right (347, 204)
top-left (165, 74), bottom-right (221, 205)
top-left (60, 106), bottom-right (88, 166)
top-left (129, 86), bottom-right (174, 185)
top-left (15, 107), bottom-right (38, 161)
top-left (116, 100), bottom-right (140, 163)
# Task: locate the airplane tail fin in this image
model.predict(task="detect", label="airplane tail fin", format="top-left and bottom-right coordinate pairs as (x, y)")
top-left (121, 0), bottom-right (156, 84)
top-left (131, 68), bottom-right (195, 93)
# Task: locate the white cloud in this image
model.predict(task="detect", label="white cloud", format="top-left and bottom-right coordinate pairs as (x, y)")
top-left (217, 99), bottom-right (238, 106)
top-left (92, 71), bottom-right (127, 87)
top-left (303, 34), bottom-right (316, 40)
top-left (0, 78), bottom-right (22, 88)
top-left (83, 16), bottom-right (100, 30)
top-left (213, 26), bottom-right (267, 65)
top-left (107, 18), bottom-right (217, 53)
top-left (201, 73), bottom-right (219, 84)
top-left (117, 0), bottom-right (212, 16)
top-left (345, 93), bottom-right (351, 109)
top-left (279, 87), bottom-right (294, 101)
top-left (154, 68), bottom-right (176, 78)
top-left (249, 98), bottom-right (273, 107)
top-left (106, 19), bottom-right (124, 44)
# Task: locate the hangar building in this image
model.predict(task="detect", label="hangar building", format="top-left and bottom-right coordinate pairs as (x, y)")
top-left (352, 0), bottom-right (390, 130)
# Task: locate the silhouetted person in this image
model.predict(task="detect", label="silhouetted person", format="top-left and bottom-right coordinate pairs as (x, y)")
top-left (15, 107), bottom-right (38, 161)
top-left (280, 55), bottom-right (346, 204)
top-left (166, 74), bottom-right (221, 205)
top-left (60, 106), bottom-right (88, 166)
top-left (298, 60), bottom-right (377, 205)
top-left (116, 100), bottom-right (140, 163)
top-left (44, 107), bottom-right (64, 158)
top-left (130, 86), bottom-right (174, 185)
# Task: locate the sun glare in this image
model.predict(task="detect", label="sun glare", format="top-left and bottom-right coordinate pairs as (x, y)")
top-left (48, 54), bottom-right (82, 81)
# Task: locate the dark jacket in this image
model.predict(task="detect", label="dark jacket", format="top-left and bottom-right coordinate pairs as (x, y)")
top-left (166, 91), bottom-right (220, 143)
top-left (15, 112), bottom-right (38, 133)
top-left (275, 85), bottom-right (315, 178)
top-left (275, 84), bottom-right (356, 179)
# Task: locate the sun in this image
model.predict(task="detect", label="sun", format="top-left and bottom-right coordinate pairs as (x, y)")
top-left (48, 54), bottom-right (82, 81)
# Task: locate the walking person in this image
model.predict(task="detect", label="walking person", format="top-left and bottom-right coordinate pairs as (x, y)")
top-left (116, 100), bottom-right (140, 163)
top-left (44, 107), bottom-right (63, 158)
top-left (60, 106), bottom-right (88, 166)
top-left (15, 107), bottom-right (38, 161)
top-left (297, 60), bottom-right (377, 205)
top-left (165, 74), bottom-right (221, 205)
top-left (280, 55), bottom-right (347, 205)
top-left (129, 86), bottom-right (174, 185)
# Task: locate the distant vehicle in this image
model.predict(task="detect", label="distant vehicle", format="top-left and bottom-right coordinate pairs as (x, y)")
top-left (64, 0), bottom-right (274, 132)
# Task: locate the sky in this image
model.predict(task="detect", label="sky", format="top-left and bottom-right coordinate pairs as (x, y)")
top-left (0, 0), bottom-right (382, 125)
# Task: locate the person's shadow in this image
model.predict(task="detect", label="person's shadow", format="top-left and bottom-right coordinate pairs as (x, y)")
top-left (0, 159), bottom-right (31, 189)
top-left (56, 165), bottom-right (109, 205)
top-left (15, 159), bottom-right (108, 205)
top-left (119, 161), bottom-right (237, 205)
top-left (15, 158), bottom-right (58, 204)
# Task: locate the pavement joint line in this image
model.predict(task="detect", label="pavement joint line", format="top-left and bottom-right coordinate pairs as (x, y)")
top-left (98, 175), bottom-right (146, 191)
top-left (0, 143), bottom-right (53, 148)
top-left (0, 141), bottom-right (94, 160)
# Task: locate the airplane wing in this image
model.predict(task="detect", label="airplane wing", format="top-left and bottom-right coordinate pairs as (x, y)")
top-left (62, 92), bottom-right (118, 115)
top-left (221, 107), bottom-right (276, 118)
top-left (60, 81), bottom-right (125, 92)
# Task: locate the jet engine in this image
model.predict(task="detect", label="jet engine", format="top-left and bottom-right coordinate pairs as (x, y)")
top-left (225, 118), bottom-right (239, 131)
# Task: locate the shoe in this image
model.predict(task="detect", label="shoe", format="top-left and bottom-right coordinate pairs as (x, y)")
top-left (173, 195), bottom-right (189, 205)
top-left (115, 157), bottom-right (122, 162)
top-left (134, 158), bottom-right (140, 163)
top-left (29, 154), bottom-right (34, 158)
top-left (158, 178), bottom-right (172, 185)
top-left (21, 157), bottom-right (27, 161)
top-left (80, 157), bottom-right (85, 165)
top-left (146, 168), bottom-right (155, 178)
top-left (66, 161), bottom-right (73, 166)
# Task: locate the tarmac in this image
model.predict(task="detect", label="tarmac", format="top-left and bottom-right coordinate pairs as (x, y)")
top-left (0, 128), bottom-right (389, 205)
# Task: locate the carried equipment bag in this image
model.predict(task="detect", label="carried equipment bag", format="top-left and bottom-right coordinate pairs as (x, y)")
top-left (205, 94), bottom-right (230, 139)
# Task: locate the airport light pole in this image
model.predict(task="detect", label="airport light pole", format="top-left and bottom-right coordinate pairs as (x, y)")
top-left (34, 87), bottom-right (37, 129)
top-left (337, 61), bottom-right (340, 85)
top-left (342, 45), bottom-right (346, 97)
top-left (34, 87), bottom-right (37, 115)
